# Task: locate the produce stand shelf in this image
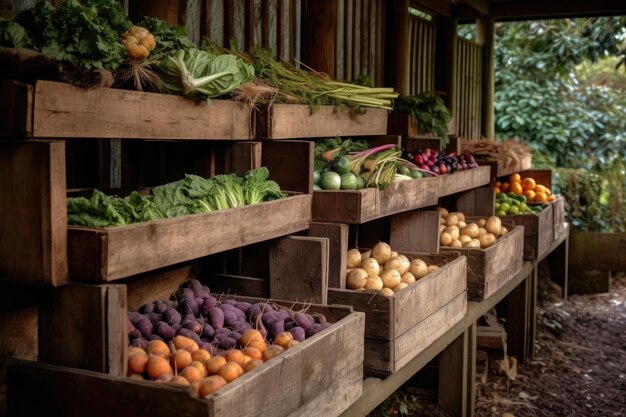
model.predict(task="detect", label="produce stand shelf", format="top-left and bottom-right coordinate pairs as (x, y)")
top-left (68, 194), bottom-right (312, 282)
top-left (312, 176), bottom-right (439, 224)
top-left (0, 80), bottom-right (254, 140)
top-left (255, 104), bottom-right (388, 139)
top-left (328, 253), bottom-right (467, 376)
top-left (438, 166), bottom-right (491, 197)
top-left (476, 154), bottom-right (532, 179)
top-left (500, 204), bottom-right (554, 260)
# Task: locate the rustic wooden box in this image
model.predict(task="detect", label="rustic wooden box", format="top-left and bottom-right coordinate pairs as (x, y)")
top-left (500, 204), bottom-right (554, 260)
top-left (438, 165), bottom-right (491, 197)
top-left (256, 103), bottom-right (388, 139)
top-left (9, 301), bottom-right (364, 417)
top-left (68, 193), bottom-right (312, 282)
top-left (327, 252), bottom-right (467, 376)
top-left (441, 221), bottom-right (524, 301)
top-left (0, 80), bottom-right (253, 140)
top-left (475, 154), bottom-right (532, 179)
top-left (552, 196), bottom-right (566, 241)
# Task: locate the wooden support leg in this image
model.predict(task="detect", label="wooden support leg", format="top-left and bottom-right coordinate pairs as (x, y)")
top-left (438, 328), bottom-right (468, 417)
top-left (527, 267), bottom-right (538, 358)
top-left (466, 322), bottom-right (477, 417)
top-left (548, 237), bottom-right (569, 299)
top-left (503, 271), bottom-right (531, 363)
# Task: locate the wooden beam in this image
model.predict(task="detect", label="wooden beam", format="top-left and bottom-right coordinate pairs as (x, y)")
top-left (476, 17), bottom-right (494, 139)
top-left (490, 0), bottom-right (626, 20)
top-left (301, 0), bottom-right (337, 77)
top-left (434, 16), bottom-right (457, 115)
top-left (384, 0), bottom-right (410, 94)
top-left (438, 329), bottom-right (468, 417)
top-left (413, 0), bottom-right (453, 17)
top-left (463, 0), bottom-right (488, 15)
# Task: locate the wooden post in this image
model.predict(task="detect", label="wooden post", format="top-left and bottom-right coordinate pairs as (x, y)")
top-left (0, 0), bottom-right (11, 18)
top-left (503, 270), bottom-right (531, 363)
top-left (129, 0), bottom-right (179, 27)
top-left (438, 329), bottom-right (468, 417)
top-left (435, 17), bottom-right (458, 115)
top-left (549, 237), bottom-right (569, 298)
top-left (384, 0), bottom-right (409, 94)
top-left (476, 17), bottom-right (495, 139)
top-left (466, 322), bottom-right (477, 417)
top-left (302, 0), bottom-right (337, 77)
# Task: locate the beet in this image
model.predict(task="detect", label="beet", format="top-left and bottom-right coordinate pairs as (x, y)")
top-left (202, 324), bottom-right (215, 338)
top-left (178, 328), bottom-right (202, 344)
top-left (268, 322), bottom-right (284, 340)
top-left (128, 319), bottom-right (140, 340)
top-left (218, 337), bottom-right (237, 350)
top-left (288, 326), bottom-right (306, 342)
top-left (147, 313), bottom-right (163, 325)
top-left (135, 317), bottom-right (153, 338)
top-left (154, 301), bottom-right (167, 314)
top-left (294, 313), bottom-right (313, 331)
top-left (148, 334), bottom-right (163, 341)
top-left (156, 322), bottom-right (175, 340)
top-left (164, 308), bottom-right (182, 326)
top-left (141, 303), bottom-right (155, 314)
top-left (208, 307), bottom-right (224, 329)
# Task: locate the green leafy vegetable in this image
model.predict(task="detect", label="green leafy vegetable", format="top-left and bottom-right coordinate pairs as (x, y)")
top-left (1, 0), bottom-right (128, 70)
top-left (158, 48), bottom-right (255, 103)
top-left (137, 16), bottom-right (194, 63)
top-left (67, 168), bottom-right (285, 228)
top-left (394, 92), bottom-right (451, 148)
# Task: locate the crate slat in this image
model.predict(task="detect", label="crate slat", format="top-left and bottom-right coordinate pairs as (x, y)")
top-left (256, 104), bottom-right (388, 139)
top-left (500, 205), bottom-right (553, 260)
top-left (438, 166), bottom-right (491, 197)
top-left (68, 194), bottom-right (312, 282)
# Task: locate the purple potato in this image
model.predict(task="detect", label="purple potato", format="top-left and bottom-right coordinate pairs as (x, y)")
top-left (198, 342), bottom-right (215, 354)
top-left (156, 322), bottom-right (175, 340)
top-left (283, 320), bottom-right (297, 331)
top-left (268, 321), bottom-right (285, 341)
top-left (141, 303), bottom-right (155, 314)
top-left (202, 324), bottom-right (215, 338)
top-left (305, 323), bottom-right (323, 338)
top-left (208, 307), bottom-right (224, 329)
top-left (131, 338), bottom-right (148, 350)
top-left (148, 334), bottom-right (163, 341)
top-left (135, 317), bottom-right (153, 338)
top-left (171, 324), bottom-right (182, 333)
top-left (221, 304), bottom-right (246, 321)
top-left (128, 312), bottom-right (143, 326)
top-left (147, 312), bottom-right (163, 325)
top-left (222, 310), bottom-right (239, 327)
top-left (128, 319), bottom-right (140, 340)
top-left (294, 313), bottom-right (313, 331)
top-left (178, 328), bottom-right (202, 344)
top-left (164, 308), bottom-right (182, 326)
top-left (229, 331), bottom-right (242, 341)
top-left (154, 301), bottom-right (167, 314)
top-left (218, 337), bottom-right (237, 350)
top-left (186, 320), bottom-right (203, 335)
top-left (234, 302), bottom-right (252, 315)
top-left (180, 298), bottom-right (199, 317)
top-left (276, 309), bottom-right (290, 320)
top-left (222, 299), bottom-right (237, 306)
top-left (288, 326), bottom-right (305, 342)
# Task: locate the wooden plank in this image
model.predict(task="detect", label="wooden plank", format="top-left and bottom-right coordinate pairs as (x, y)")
top-left (500, 204), bottom-right (553, 260)
top-left (441, 224), bottom-right (524, 301)
top-left (569, 231), bottom-right (626, 271)
top-left (379, 177), bottom-right (439, 217)
top-left (0, 80), bottom-right (33, 138)
top-left (353, 0), bottom-right (361, 78)
top-left (9, 309), bottom-right (363, 417)
top-left (438, 329), bottom-right (468, 417)
top-left (312, 188), bottom-right (379, 224)
top-left (256, 104), bottom-right (388, 139)
top-left (269, 236), bottom-right (329, 304)
top-left (438, 165), bottom-right (491, 197)
top-left (228, 141), bottom-right (262, 176)
top-left (454, 186), bottom-right (495, 217)
top-left (552, 196), bottom-right (565, 240)
top-left (126, 264), bottom-right (200, 311)
top-left (206, 273), bottom-right (267, 298)
top-left (548, 236), bottom-right (569, 299)
top-left (336, 0), bottom-right (345, 79)
top-left (569, 269), bottom-right (611, 295)
top-left (344, 0), bottom-right (353, 80)
top-left (0, 140), bottom-right (68, 286)
top-left (68, 194), bottom-right (312, 281)
top-left (38, 283), bottom-right (127, 376)
top-left (29, 81), bottom-right (253, 140)
top-left (389, 210), bottom-right (441, 253)
top-left (0, 307), bottom-right (37, 417)
top-left (466, 322), bottom-right (477, 417)
top-left (308, 222), bottom-right (349, 289)
top-left (504, 275), bottom-right (530, 362)
top-left (261, 140), bottom-right (313, 194)
top-left (210, 0), bottom-right (225, 46)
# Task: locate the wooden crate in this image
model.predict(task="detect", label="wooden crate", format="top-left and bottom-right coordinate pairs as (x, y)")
top-left (552, 196), bottom-right (566, 241)
top-left (387, 112), bottom-right (457, 138)
top-left (569, 231), bottom-right (626, 271)
top-left (0, 140), bottom-right (68, 286)
top-left (441, 222), bottom-right (524, 301)
top-left (0, 80), bottom-right (253, 140)
top-left (498, 169), bottom-right (552, 189)
top-left (327, 253), bottom-right (467, 376)
top-left (438, 166), bottom-right (491, 197)
top-left (256, 103), bottom-right (388, 139)
top-left (9, 281), bottom-right (365, 417)
top-left (475, 154), bottom-right (532, 179)
top-left (404, 136), bottom-right (461, 155)
top-left (68, 194), bottom-right (312, 282)
top-left (500, 204), bottom-right (554, 260)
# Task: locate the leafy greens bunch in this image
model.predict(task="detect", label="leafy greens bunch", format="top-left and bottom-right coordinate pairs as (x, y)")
top-left (67, 168), bottom-right (284, 228)
top-left (394, 93), bottom-right (451, 148)
top-left (0, 0), bottom-right (130, 70)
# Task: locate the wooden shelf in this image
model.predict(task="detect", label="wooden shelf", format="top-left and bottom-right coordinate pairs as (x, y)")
top-left (0, 80), bottom-right (254, 140)
top-left (475, 154), bottom-right (532, 179)
top-left (500, 205), bottom-right (554, 260)
top-left (438, 166), bottom-right (491, 197)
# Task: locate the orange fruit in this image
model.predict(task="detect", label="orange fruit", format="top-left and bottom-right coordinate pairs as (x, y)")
top-left (510, 182), bottom-right (523, 195)
top-left (522, 178), bottom-right (536, 191)
top-left (509, 173), bottom-right (521, 183)
top-left (534, 192), bottom-right (548, 203)
top-left (494, 187), bottom-right (501, 194)
top-left (523, 190), bottom-right (536, 202)
top-left (492, 181), bottom-right (502, 188)
top-left (500, 182), bottom-right (510, 192)
top-left (547, 194), bottom-right (556, 202)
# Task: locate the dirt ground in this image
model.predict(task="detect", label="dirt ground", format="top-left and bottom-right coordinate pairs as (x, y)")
top-left (370, 273), bottom-right (626, 417)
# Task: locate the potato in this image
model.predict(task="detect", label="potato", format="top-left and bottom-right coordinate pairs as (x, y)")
top-left (347, 268), bottom-right (368, 289)
top-left (444, 226), bottom-right (460, 240)
top-left (361, 250), bottom-right (372, 259)
top-left (460, 223), bottom-right (479, 238)
top-left (445, 214), bottom-right (459, 227)
top-left (437, 207), bottom-right (449, 218)
top-left (360, 258), bottom-right (380, 277)
top-left (485, 216), bottom-right (502, 236)
top-left (450, 212), bottom-right (465, 221)
top-left (450, 239), bottom-right (462, 248)
top-left (401, 272), bottom-right (416, 284)
top-left (427, 265), bottom-right (439, 273)
top-left (347, 249), bottom-right (362, 269)
top-left (384, 256), bottom-right (405, 273)
top-left (409, 259), bottom-right (428, 279)
top-left (500, 226), bottom-right (509, 235)
top-left (478, 233), bottom-right (496, 248)
top-left (440, 232), bottom-right (453, 246)
top-left (462, 239), bottom-right (480, 248)
top-left (390, 251), bottom-right (399, 258)
top-left (365, 276), bottom-right (384, 290)
top-left (478, 227), bottom-right (488, 236)
top-left (398, 255), bottom-right (411, 275)
top-left (393, 282), bottom-right (408, 292)
top-left (381, 288), bottom-right (395, 296)
top-left (371, 242), bottom-right (392, 265)
top-left (477, 219), bottom-right (486, 227)
top-left (380, 269), bottom-right (401, 289)
top-left (457, 220), bottom-right (467, 229)
top-left (440, 225), bottom-right (446, 233)
top-left (459, 235), bottom-right (472, 244)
